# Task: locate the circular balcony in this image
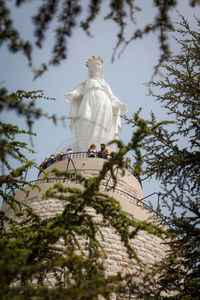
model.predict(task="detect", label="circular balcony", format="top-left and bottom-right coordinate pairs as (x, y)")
top-left (38, 151), bottom-right (135, 177)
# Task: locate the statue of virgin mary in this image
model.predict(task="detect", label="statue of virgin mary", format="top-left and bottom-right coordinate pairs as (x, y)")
top-left (65, 56), bottom-right (128, 151)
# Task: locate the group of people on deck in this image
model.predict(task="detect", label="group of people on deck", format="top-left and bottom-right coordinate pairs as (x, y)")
top-left (39, 151), bottom-right (72, 170)
top-left (39, 145), bottom-right (112, 172)
top-left (87, 143), bottom-right (110, 159)
top-left (88, 144), bottom-right (133, 168)
top-left (39, 146), bottom-right (135, 180)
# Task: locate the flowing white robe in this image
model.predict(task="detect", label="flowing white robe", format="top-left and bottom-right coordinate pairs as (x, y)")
top-left (66, 78), bottom-right (127, 151)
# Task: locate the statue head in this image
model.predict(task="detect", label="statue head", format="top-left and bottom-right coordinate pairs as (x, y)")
top-left (86, 56), bottom-right (104, 79)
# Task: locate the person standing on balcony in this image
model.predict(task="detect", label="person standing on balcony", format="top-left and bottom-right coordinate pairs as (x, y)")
top-left (98, 144), bottom-right (108, 159)
top-left (88, 144), bottom-right (97, 157)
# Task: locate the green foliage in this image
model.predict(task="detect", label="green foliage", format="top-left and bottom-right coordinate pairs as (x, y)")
top-left (0, 0), bottom-right (32, 65)
top-left (0, 89), bottom-right (56, 223)
top-left (124, 16), bottom-right (200, 298)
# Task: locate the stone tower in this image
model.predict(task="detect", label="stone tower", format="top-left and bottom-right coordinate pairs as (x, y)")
top-left (2, 155), bottom-right (168, 281)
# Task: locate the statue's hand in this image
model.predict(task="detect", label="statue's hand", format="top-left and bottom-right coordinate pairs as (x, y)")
top-left (65, 91), bottom-right (79, 102)
top-left (121, 103), bottom-right (128, 113)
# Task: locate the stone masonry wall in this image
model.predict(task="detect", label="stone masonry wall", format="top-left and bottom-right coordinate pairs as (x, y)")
top-left (1, 159), bottom-right (169, 298)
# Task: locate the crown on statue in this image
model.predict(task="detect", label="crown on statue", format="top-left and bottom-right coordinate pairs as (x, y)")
top-left (85, 56), bottom-right (103, 68)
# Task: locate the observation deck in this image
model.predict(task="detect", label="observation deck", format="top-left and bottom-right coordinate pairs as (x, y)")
top-left (1, 150), bottom-right (165, 225)
top-left (10, 151), bottom-right (162, 223)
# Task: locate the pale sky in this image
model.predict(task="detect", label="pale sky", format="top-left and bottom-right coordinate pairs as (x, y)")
top-left (1, 1), bottom-right (199, 208)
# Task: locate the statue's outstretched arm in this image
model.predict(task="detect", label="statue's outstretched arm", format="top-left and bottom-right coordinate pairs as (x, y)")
top-left (113, 96), bottom-right (128, 114)
top-left (65, 81), bottom-right (85, 102)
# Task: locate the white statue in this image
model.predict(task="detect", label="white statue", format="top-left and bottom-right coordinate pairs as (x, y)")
top-left (65, 56), bottom-right (128, 151)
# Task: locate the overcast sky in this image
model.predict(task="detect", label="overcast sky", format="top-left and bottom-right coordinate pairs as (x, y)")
top-left (1, 1), bottom-right (199, 207)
